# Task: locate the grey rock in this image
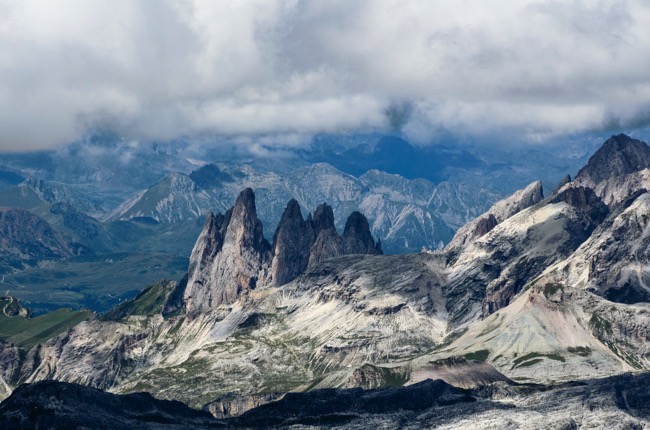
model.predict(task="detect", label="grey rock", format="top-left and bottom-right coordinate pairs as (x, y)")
top-left (545, 190), bottom-right (650, 304)
top-left (548, 185), bottom-right (609, 226)
top-left (270, 199), bottom-right (314, 287)
top-left (184, 189), bottom-right (272, 315)
top-left (471, 214), bottom-right (498, 239)
top-left (575, 134), bottom-right (650, 184)
top-left (447, 180), bottom-right (543, 252)
top-left (341, 211), bottom-right (382, 255)
top-left (0, 342), bottom-right (21, 397)
top-left (185, 190), bottom-right (383, 313)
top-left (307, 205), bottom-right (382, 268)
top-left (0, 207), bottom-right (87, 272)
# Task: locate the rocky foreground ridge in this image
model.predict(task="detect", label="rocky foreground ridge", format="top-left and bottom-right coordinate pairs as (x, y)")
top-left (2, 134), bottom-right (650, 427)
top-left (3, 370), bottom-right (650, 428)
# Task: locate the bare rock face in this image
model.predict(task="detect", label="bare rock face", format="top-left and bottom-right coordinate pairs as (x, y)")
top-left (566, 134), bottom-right (650, 208)
top-left (449, 183), bottom-right (609, 318)
top-left (446, 180), bottom-right (543, 252)
top-left (0, 342), bottom-right (21, 398)
top-left (271, 202), bottom-right (383, 286)
top-left (0, 207), bottom-right (86, 272)
top-left (204, 391), bottom-right (284, 419)
top-left (184, 190), bottom-right (382, 313)
top-left (345, 364), bottom-right (408, 390)
top-left (270, 199), bottom-right (314, 287)
top-left (544, 190), bottom-right (650, 304)
top-left (471, 214), bottom-right (498, 239)
top-left (308, 204), bottom-right (382, 267)
top-left (342, 211), bottom-right (383, 255)
top-left (575, 134), bottom-right (650, 184)
top-left (308, 203), bottom-right (343, 267)
top-left (184, 188), bottom-right (272, 315)
top-left (548, 185), bottom-right (609, 227)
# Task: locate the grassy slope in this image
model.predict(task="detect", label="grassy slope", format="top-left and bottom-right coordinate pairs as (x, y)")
top-left (0, 297), bottom-right (90, 349)
top-left (101, 280), bottom-right (173, 321)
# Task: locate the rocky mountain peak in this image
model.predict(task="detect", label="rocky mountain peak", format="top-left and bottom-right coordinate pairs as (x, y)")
top-left (270, 199), bottom-right (314, 287)
top-left (342, 211), bottom-right (382, 255)
top-left (270, 202), bottom-right (383, 285)
top-left (311, 203), bottom-right (336, 233)
top-left (549, 186), bottom-right (609, 224)
top-left (471, 214), bottom-right (498, 239)
top-left (307, 202), bottom-right (343, 267)
top-left (0, 207), bottom-right (85, 270)
top-left (229, 188), bottom-right (269, 253)
top-left (232, 188), bottom-right (257, 221)
top-left (183, 189), bottom-right (383, 313)
top-left (278, 198), bottom-right (302, 223)
top-left (575, 134), bottom-right (650, 184)
top-left (184, 189), bottom-right (271, 315)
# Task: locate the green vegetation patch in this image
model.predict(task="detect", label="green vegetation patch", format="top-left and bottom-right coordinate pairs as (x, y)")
top-left (432, 328), bottom-right (468, 352)
top-left (567, 346), bottom-right (592, 357)
top-left (462, 349), bottom-right (490, 362)
top-left (544, 353), bottom-right (566, 362)
top-left (101, 280), bottom-right (174, 321)
top-left (542, 283), bottom-right (564, 299)
top-left (516, 358), bottom-right (543, 368)
top-left (599, 338), bottom-right (643, 369)
top-left (0, 298), bottom-right (90, 349)
top-left (512, 351), bottom-right (565, 369)
top-left (372, 365), bottom-right (409, 388)
top-left (589, 313), bottom-right (612, 334)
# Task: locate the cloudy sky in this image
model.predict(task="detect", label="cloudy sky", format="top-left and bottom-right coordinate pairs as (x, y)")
top-left (1, 0), bottom-right (649, 151)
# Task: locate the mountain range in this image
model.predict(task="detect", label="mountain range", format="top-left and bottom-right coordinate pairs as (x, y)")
top-left (1, 134), bottom-right (650, 427)
top-left (0, 132), bottom-right (598, 313)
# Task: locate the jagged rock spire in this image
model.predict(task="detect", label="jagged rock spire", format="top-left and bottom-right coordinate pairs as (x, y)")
top-left (270, 199), bottom-right (314, 287)
top-left (308, 203), bottom-right (343, 267)
top-left (183, 189), bottom-right (383, 315)
top-left (184, 188), bottom-right (271, 316)
top-left (552, 174), bottom-right (571, 196)
top-left (342, 211), bottom-right (382, 255)
top-left (270, 202), bottom-right (383, 286)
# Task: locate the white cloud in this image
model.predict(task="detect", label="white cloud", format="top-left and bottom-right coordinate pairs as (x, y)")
top-left (0, 0), bottom-right (649, 150)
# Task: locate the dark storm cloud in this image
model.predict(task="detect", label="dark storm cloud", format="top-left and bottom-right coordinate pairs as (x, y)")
top-left (0, 0), bottom-right (649, 151)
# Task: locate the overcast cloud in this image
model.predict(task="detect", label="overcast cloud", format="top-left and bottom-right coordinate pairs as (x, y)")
top-left (1, 0), bottom-right (649, 151)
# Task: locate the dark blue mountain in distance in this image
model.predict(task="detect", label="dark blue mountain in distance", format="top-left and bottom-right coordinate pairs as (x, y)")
top-left (0, 170), bottom-right (24, 190)
top-left (303, 134), bottom-right (483, 183)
